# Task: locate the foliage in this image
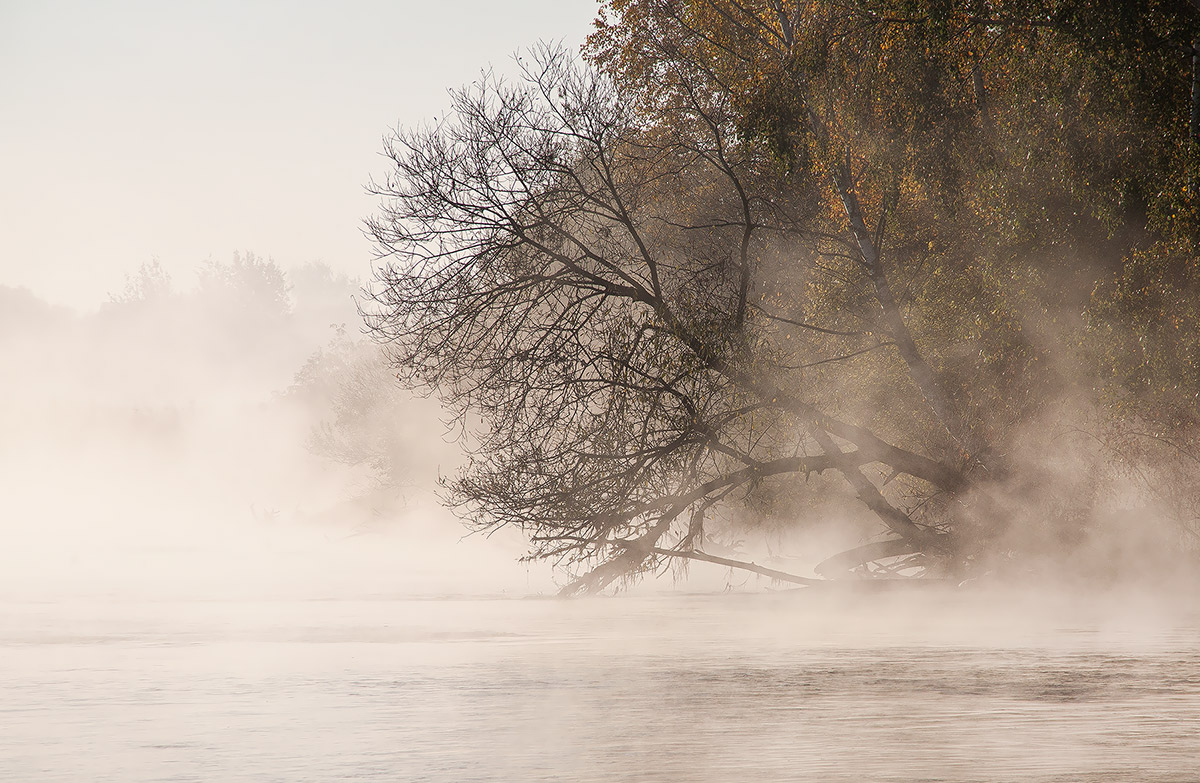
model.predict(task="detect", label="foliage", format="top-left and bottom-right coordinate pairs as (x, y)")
top-left (110, 260), bottom-right (174, 305)
top-left (289, 327), bottom-right (419, 488)
top-left (197, 252), bottom-right (292, 316)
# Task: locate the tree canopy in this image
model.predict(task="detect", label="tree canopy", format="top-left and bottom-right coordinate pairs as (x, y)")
top-left (365, 0), bottom-right (1200, 592)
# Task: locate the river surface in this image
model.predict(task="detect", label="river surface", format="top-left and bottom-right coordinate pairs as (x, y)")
top-left (3, 590), bottom-right (1199, 782)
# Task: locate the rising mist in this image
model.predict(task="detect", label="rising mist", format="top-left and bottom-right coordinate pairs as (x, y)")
top-left (0, 257), bottom-right (550, 601)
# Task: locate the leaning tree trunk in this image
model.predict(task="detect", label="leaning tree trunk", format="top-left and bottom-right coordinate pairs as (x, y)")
top-left (831, 157), bottom-right (984, 463)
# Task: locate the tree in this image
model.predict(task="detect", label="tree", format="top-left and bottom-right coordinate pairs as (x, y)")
top-left (197, 252), bottom-right (292, 317)
top-left (110, 260), bottom-right (174, 305)
top-left (289, 326), bottom-right (425, 490)
top-left (366, 1), bottom-right (1200, 592)
top-left (589, 0), bottom-right (1200, 572)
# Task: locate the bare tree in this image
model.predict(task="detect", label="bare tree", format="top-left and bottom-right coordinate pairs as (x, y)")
top-left (364, 46), bottom-right (973, 593)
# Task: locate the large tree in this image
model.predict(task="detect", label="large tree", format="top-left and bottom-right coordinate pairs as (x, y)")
top-left (366, 1), bottom-right (1200, 592)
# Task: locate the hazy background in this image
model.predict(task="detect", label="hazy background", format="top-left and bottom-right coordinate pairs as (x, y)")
top-left (1, 0), bottom-right (597, 307)
top-left (0, 0), bottom-right (601, 600)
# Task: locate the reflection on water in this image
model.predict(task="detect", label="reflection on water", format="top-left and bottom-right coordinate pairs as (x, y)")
top-left (2, 591), bottom-right (1198, 782)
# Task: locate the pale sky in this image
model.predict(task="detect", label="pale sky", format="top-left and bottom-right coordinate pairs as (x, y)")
top-left (1, 0), bottom-right (599, 308)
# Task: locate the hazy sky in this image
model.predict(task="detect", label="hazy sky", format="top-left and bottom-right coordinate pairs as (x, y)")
top-left (1, 0), bottom-right (599, 308)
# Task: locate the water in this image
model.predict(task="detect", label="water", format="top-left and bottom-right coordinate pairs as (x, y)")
top-left (3, 591), bottom-right (1199, 782)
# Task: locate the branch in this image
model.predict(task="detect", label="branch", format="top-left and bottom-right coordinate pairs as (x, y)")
top-left (831, 154), bottom-right (981, 460)
top-left (645, 545), bottom-right (824, 586)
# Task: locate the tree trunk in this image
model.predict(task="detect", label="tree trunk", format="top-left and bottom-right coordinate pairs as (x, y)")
top-left (832, 160), bottom-right (983, 461)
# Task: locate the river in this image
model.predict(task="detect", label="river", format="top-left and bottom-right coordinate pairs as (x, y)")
top-left (3, 589), bottom-right (1198, 782)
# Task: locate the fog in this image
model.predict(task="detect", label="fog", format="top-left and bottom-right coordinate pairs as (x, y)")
top-left (3, 260), bottom-right (1197, 603)
top-left (0, 258), bottom-right (876, 601)
top-left (3, 260), bottom-right (1199, 781)
top-left (0, 261), bottom-right (557, 601)
top-left (5, 3), bottom-right (1200, 780)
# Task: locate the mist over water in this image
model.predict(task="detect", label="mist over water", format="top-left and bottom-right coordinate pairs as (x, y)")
top-left (0, 262), bottom-right (549, 601)
top-left (5, 593), bottom-right (1200, 782)
top-left (2, 261), bottom-right (1199, 781)
top-left (7, 0), bottom-right (1200, 775)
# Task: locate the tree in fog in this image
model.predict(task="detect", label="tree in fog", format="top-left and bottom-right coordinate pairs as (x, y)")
top-left (366, 1), bottom-right (1200, 591)
top-left (110, 260), bottom-right (174, 305)
top-left (197, 252), bottom-right (292, 317)
top-left (365, 45), bottom-right (952, 592)
top-left (289, 327), bottom-right (423, 491)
